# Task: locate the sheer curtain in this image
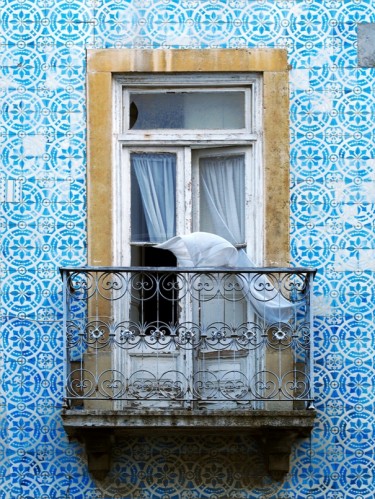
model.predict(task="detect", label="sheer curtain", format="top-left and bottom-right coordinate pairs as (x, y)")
top-left (131, 153), bottom-right (176, 243)
top-left (200, 155), bottom-right (245, 245)
top-left (199, 154), bottom-right (294, 323)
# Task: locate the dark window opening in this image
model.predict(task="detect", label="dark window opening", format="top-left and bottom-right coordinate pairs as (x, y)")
top-left (133, 247), bottom-right (177, 334)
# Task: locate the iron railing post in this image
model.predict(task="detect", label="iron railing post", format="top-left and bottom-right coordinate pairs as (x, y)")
top-left (308, 270), bottom-right (315, 409)
top-left (61, 269), bottom-right (68, 407)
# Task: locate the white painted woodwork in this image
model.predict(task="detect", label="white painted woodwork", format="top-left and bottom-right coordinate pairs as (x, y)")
top-left (112, 73), bottom-right (264, 409)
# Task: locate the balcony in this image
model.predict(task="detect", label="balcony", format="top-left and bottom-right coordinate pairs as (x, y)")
top-left (61, 266), bottom-right (316, 479)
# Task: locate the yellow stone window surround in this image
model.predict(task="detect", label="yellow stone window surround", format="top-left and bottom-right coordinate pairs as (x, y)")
top-left (86, 48), bottom-right (290, 267)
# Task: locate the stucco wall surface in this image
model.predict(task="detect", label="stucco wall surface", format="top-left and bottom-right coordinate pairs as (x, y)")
top-left (1, 0), bottom-right (375, 497)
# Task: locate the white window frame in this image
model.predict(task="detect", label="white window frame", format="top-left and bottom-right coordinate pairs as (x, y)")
top-left (111, 73), bottom-right (264, 409)
top-left (112, 73), bottom-right (264, 266)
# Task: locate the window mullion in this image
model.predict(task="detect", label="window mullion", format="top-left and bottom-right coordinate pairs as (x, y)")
top-left (175, 146), bottom-right (192, 236)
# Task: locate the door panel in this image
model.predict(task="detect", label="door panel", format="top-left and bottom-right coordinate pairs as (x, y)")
top-left (114, 145), bottom-right (262, 409)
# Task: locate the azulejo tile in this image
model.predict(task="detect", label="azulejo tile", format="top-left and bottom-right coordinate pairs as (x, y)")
top-left (44, 2), bottom-right (93, 45)
top-left (1, 2), bottom-right (45, 45)
top-left (94, 2), bottom-right (141, 44)
top-left (291, 182), bottom-right (335, 225)
top-left (0, 47), bottom-right (47, 89)
top-left (1, 0), bottom-right (375, 497)
top-left (2, 227), bottom-right (42, 268)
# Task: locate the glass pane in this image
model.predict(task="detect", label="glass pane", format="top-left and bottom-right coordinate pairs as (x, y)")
top-left (131, 152), bottom-right (176, 243)
top-left (129, 91), bottom-right (245, 130)
top-left (199, 154), bottom-right (245, 245)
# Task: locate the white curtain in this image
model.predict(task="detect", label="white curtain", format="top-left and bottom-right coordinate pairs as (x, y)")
top-left (131, 153), bottom-right (176, 243)
top-left (200, 155), bottom-right (245, 245)
top-left (157, 232), bottom-right (295, 324)
top-left (199, 154), bottom-right (294, 322)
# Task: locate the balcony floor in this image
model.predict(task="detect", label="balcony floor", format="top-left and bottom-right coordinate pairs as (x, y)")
top-left (62, 407), bottom-right (316, 437)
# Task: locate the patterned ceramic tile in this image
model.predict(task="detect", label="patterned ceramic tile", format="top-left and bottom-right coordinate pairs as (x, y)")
top-left (2, 0), bottom-right (375, 497)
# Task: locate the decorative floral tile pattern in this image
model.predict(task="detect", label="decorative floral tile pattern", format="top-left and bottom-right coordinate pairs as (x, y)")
top-left (1, 0), bottom-right (375, 497)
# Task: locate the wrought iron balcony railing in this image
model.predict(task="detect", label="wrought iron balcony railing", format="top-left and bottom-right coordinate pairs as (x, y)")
top-left (61, 266), bottom-right (316, 411)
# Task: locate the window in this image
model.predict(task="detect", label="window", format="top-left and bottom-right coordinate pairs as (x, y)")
top-left (110, 73), bottom-right (264, 409)
top-left (128, 90), bottom-right (246, 130)
top-left (113, 73), bottom-right (263, 267)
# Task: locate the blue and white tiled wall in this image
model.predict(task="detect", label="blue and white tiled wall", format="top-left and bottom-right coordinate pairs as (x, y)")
top-left (1, 0), bottom-right (375, 497)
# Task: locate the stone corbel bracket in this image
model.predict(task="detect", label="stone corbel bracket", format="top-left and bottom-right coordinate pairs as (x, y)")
top-left (63, 409), bottom-right (316, 481)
